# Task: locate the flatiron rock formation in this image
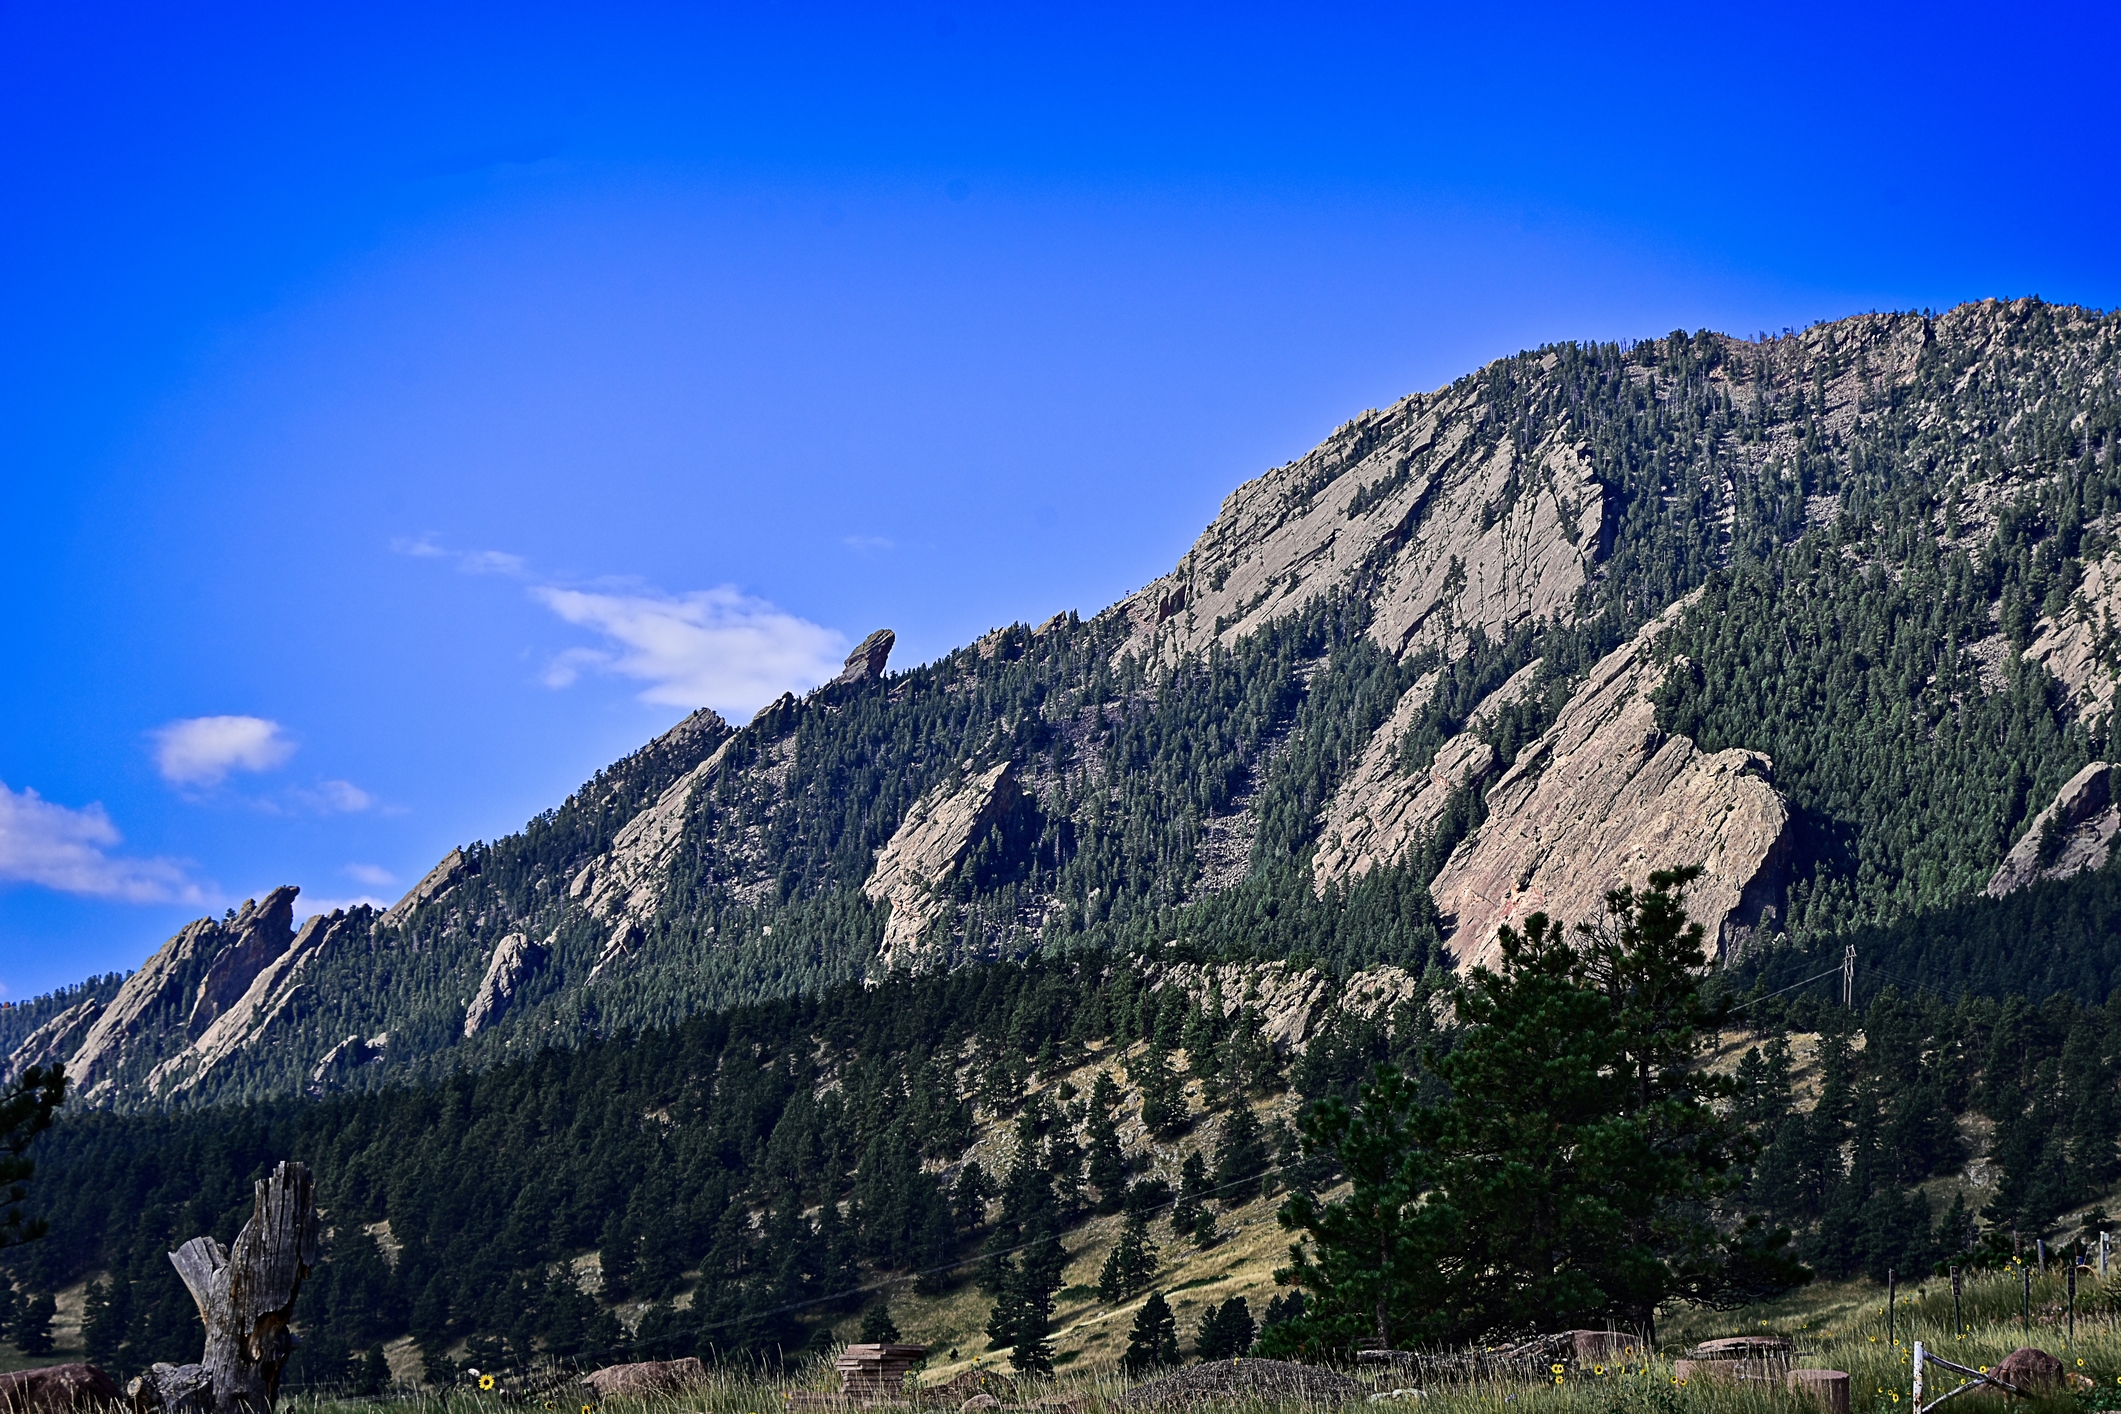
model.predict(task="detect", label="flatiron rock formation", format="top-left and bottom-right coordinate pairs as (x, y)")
top-left (1431, 607), bottom-right (1793, 968)
top-left (1313, 659), bottom-right (1543, 889)
top-left (1148, 960), bottom-right (1427, 1051)
top-left (1116, 387), bottom-right (1608, 666)
top-left (1987, 762), bottom-right (2121, 897)
top-left (865, 762), bottom-right (1029, 969)
top-left (463, 932), bottom-right (549, 1036)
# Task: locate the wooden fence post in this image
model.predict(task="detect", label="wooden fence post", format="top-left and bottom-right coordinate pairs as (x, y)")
top-left (132, 1161), bottom-right (320, 1414)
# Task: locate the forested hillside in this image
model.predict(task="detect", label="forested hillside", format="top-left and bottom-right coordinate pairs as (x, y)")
top-left (11, 298), bottom-right (2121, 1120)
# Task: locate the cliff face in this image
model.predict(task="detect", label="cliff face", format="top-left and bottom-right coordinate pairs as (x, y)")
top-left (1427, 606), bottom-right (1793, 968)
top-left (24, 298), bottom-right (2121, 1110)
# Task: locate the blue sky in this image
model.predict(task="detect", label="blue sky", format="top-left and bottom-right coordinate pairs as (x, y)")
top-left (2, 1), bottom-right (2115, 998)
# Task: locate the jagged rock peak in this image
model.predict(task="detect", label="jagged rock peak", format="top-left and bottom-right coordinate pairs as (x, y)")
top-left (1987, 762), bottom-right (2121, 898)
top-left (832, 629), bottom-right (895, 685)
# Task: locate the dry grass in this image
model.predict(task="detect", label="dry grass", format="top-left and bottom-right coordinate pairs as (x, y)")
top-left (274, 1266), bottom-right (2121, 1414)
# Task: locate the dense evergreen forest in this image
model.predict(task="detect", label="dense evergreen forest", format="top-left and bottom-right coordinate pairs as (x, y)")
top-left (11, 859), bottom-right (2121, 1385)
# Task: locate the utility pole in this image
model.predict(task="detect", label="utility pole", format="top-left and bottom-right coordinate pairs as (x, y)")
top-left (1843, 943), bottom-right (1857, 1009)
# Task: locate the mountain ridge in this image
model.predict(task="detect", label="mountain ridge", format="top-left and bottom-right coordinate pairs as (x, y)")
top-left (17, 295), bottom-right (2121, 1111)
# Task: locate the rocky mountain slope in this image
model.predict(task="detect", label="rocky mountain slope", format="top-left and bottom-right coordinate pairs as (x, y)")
top-left (14, 296), bottom-right (2121, 1111)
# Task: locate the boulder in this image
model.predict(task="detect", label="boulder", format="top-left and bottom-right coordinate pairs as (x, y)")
top-left (0, 1364), bottom-right (123, 1414)
top-left (582, 1358), bottom-right (707, 1399)
top-left (958, 1397), bottom-right (999, 1412)
top-left (1991, 1347), bottom-right (2064, 1395)
top-left (1786, 1369), bottom-right (1849, 1414)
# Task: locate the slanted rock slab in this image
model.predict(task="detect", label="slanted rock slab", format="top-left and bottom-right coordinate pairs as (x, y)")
top-left (582, 1358), bottom-right (707, 1399)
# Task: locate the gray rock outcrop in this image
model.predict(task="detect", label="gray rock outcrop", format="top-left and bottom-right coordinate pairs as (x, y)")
top-left (865, 763), bottom-right (1029, 969)
top-left (1313, 659), bottom-right (1543, 889)
top-left (464, 932), bottom-right (549, 1036)
top-left (832, 629), bottom-right (896, 686)
top-left (1147, 960), bottom-right (1426, 1051)
top-left (379, 848), bottom-right (475, 930)
top-left (1430, 605), bottom-right (1793, 967)
top-left (61, 888), bottom-right (303, 1105)
top-left (1115, 387), bottom-right (1607, 667)
top-left (2024, 550), bottom-right (2121, 720)
top-left (570, 738), bottom-right (737, 934)
top-left (1986, 762), bottom-right (2121, 898)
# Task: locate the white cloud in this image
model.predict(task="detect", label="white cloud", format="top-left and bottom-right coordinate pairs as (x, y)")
top-left (300, 779), bottom-right (376, 813)
top-left (532, 585), bottom-right (847, 714)
top-left (298, 894), bottom-right (390, 921)
top-left (343, 862), bottom-right (396, 887)
top-left (152, 716), bottom-right (295, 786)
top-left (0, 782), bottom-right (206, 904)
top-left (842, 535), bottom-right (895, 552)
top-left (391, 535), bottom-right (525, 576)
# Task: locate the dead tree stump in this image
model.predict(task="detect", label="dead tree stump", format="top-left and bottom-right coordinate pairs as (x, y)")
top-left (131, 1162), bottom-right (320, 1414)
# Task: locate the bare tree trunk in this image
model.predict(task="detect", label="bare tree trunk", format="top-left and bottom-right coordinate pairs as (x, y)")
top-left (132, 1162), bottom-right (320, 1414)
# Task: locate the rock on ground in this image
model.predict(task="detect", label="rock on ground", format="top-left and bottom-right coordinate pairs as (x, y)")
top-left (1115, 1360), bottom-right (1359, 1408)
top-left (1985, 762), bottom-right (2120, 898)
top-left (1991, 1347), bottom-right (2064, 1395)
top-left (0, 1363), bottom-right (122, 1413)
top-left (582, 1358), bottom-right (708, 1398)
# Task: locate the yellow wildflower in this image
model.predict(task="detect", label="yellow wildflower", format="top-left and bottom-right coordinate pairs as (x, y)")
top-left (481, 1376), bottom-right (496, 1392)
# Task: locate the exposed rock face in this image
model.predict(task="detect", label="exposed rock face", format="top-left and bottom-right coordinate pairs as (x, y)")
top-left (570, 739), bottom-right (737, 929)
top-left (464, 933), bottom-right (549, 1037)
top-left (1145, 961), bottom-right (1425, 1052)
top-left (832, 629), bottom-right (896, 685)
top-left (1313, 659), bottom-right (1543, 890)
top-left (185, 888), bottom-right (298, 1039)
top-left (309, 1032), bottom-right (388, 1091)
top-left (1115, 388), bottom-right (1607, 666)
top-left (62, 888), bottom-right (303, 1105)
top-left (1986, 762), bottom-right (2120, 897)
top-left (1, 998), bottom-right (102, 1084)
top-left (379, 848), bottom-right (475, 930)
top-left (865, 763), bottom-right (1029, 969)
top-left (1430, 607), bottom-right (1793, 968)
top-left (147, 907), bottom-right (358, 1099)
top-left (2025, 549), bottom-right (2121, 719)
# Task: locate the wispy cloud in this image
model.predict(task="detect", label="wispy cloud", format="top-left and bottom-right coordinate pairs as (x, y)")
top-left (152, 716), bottom-right (296, 787)
top-left (842, 535), bottom-right (895, 552)
top-left (343, 862), bottom-right (396, 887)
top-left (297, 893), bottom-right (390, 921)
top-left (532, 585), bottom-right (846, 714)
top-left (291, 779), bottom-right (376, 814)
top-left (391, 535), bottom-right (526, 576)
top-left (0, 782), bottom-right (206, 904)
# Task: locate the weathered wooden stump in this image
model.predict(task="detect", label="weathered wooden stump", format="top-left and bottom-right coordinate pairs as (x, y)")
top-left (130, 1162), bottom-right (320, 1414)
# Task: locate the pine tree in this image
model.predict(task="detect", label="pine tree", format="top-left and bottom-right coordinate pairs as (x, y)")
top-left (1190, 1207), bottom-right (1219, 1250)
top-left (1085, 1073), bottom-right (1129, 1213)
top-left (1213, 1105), bottom-right (1270, 1205)
top-left (1097, 1213), bottom-right (1158, 1302)
top-left (1122, 1291), bottom-right (1181, 1374)
top-left (14, 1292), bottom-right (55, 1357)
top-left (82, 1276), bottom-right (127, 1368)
top-left (1193, 1297), bottom-right (1255, 1361)
top-left (859, 1303), bottom-right (901, 1343)
top-left (1134, 1041), bottom-right (1188, 1139)
top-left (1172, 1150), bottom-right (1210, 1237)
